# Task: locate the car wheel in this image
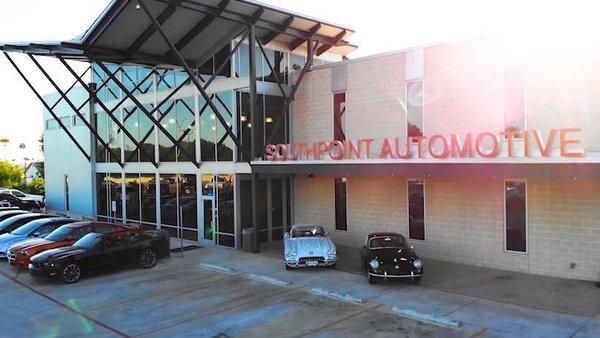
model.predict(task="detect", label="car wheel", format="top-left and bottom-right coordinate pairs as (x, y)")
top-left (328, 264), bottom-right (336, 269)
top-left (61, 263), bottom-right (82, 284)
top-left (285, 264), bottom-right (293, 270)
top-left (139, 249), bottom-right (158, 269)
top-left (411, 276), bottom-right (422, 285)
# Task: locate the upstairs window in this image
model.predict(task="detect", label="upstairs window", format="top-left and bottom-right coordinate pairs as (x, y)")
top-left (504, 69), bottom-right (526, 138)
top-left (406, 80), bottom-right (424, 139)
top-left (333, 92), bottom-right (346, 142)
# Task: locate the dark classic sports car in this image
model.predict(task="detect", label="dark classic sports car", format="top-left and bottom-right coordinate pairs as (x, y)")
top-left (29, 229), bottom-right (170, 283)
top-left (360, 232), bottom-right (423, 284)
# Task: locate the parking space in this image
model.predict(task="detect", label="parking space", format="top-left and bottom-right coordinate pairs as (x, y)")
top-left (0, 249), bottom-right (467, 338)
top-left (1, 245), bottom-right (598, 337)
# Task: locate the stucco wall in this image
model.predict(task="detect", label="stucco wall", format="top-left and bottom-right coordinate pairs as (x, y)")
top-left (43, 88), bottom-right (94, 218)
top-left (293, 175), bottom-right (600, 281)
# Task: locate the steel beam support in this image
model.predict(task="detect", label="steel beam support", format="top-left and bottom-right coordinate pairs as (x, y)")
top-left (57, 55), bottom-right (159, 168)
top-left (265, 40), bottom-right (316, 145)
top-left (205, 29), bottom-right (248, 88)
top-left (127, 3), bottom-right (180, 55)
top-left (3, 52), bottom-right (91, 162)
top-left (90, 57), bottom-right (199, 167)
top-left (248, 24), bottom-right (259, 253)
top-left (28, 54), bottom-right (125, 168)
top-left (255, 35), bottom-right (287, 98)
top-left (49, 66), bottom-right (90, 111)
top-left (137, 0), bottom-right (244, 162)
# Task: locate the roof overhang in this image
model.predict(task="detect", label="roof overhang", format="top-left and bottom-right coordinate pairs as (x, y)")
top-left (0, 0), bottom-right (357, 67)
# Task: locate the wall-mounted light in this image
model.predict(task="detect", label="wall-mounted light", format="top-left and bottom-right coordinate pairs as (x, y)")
top-left (135, 3), bottom-right (141, 10)
top-left (247, 123), bottom-right (252, 128)
top-left (265, 117), bottom-right (274, 123)
top-left (240, 115), bottom-right (247, 122)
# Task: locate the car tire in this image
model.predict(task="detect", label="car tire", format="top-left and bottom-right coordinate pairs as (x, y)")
top-left (61, 263), bottom-right (82, 284)
top-left (139, 249), bottom-right (158, 269)
top-left (367, 272), bottom-right (378, 284)
top-left (285, 264), bottom-right (293, 270)
top-left (411, 276), bottom-right (422, 285)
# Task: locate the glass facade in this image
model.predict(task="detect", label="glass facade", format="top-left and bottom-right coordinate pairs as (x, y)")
top-left (90, 42), bottom-right (302, 247)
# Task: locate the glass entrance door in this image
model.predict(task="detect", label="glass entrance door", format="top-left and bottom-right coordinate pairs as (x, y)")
top-left (201, 174), bottom-right (236, 247)
top-left (159, 174), bottom-right (198, 242)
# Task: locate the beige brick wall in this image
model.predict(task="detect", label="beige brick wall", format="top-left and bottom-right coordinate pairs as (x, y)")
top-left (293, 175), bottom-right (600, 281)
top-left (292, 68), bottom-right (332, 143)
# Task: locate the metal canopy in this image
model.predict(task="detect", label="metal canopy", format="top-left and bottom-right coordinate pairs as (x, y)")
top-left (0, 0), bottom-right (357, 67)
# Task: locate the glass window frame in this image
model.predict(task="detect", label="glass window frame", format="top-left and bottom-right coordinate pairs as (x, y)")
top-left (334, 177), bottom-right (348, 231)
top-left (406, 79), bottom-right (424, 140)
top-left (504, 179), bottom-right (528, 254)
top-left (407, 178), bottom-right (426, 241)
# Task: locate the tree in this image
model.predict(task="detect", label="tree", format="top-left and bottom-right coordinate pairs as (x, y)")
top-left (22, 177), bottom-right (44, 195)
top-left (0, 161), bottom-right (24, 188)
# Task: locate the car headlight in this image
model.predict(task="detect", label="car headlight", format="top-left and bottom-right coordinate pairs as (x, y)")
top-left (284, 250), bottom-right (297, 257)
top-left (326, 248), bottom-right (336, 255)
top-left (369, 259), bottom-right (380, 269)
top-left (43, 262), bottom-right (56, 268)
top-left (413, 259), bottom-right (423, 269)
top-left (20, 251), bottom-right (28, 256)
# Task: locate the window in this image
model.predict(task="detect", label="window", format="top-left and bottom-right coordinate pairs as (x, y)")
top-left (408, 179), bottom-right (425, 240)
top-left (406, 80), bottom-right (424, 138)
top-left (46, 119), bottom-right (59, 130)
top-left (334, 178), bottom-right (347, 231)
top-left (503, 69), bottom-right (526, 137)
top-left (333, 92), bottom-right (346, 142)
top-left (505, 180), bottom-right (527, 252)
top-left (64, 175), bottom-right (70, 211)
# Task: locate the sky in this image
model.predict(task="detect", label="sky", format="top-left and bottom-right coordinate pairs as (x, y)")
top-left (0, 0), bottom-right (598, 162)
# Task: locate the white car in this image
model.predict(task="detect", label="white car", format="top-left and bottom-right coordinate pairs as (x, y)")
top-left (0, 189), bottom-right (44, 203)
top-left (283, 225), bottom-right (337, 270)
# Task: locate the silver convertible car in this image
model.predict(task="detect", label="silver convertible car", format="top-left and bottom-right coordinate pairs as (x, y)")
top-left (283, 225), bottom-right (337, 270)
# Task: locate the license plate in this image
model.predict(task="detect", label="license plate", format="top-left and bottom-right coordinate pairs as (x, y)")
top-left (28, 263), bottom-right (33, 269)
top-left (307, 261), bottom-right (318, 267)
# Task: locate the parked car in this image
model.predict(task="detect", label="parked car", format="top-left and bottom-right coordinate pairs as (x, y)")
top-left (0, 210), bottom-right (29, 222)
top-left (29, 229), bottom-right (170, 283)
top-left (283, 225), bottom-right (337, 270)
top-left (0, 218), bottom-right (73, 259)
top-left (0, 192), bottom-right (42, 211)
top-left (9, 221), bottom-right (140, 268)
top-left (0, 188), bottom-right (44, 203)
top-left (0, 213), bottom-right (57, 236)
top-left (360, 232), bottom-right (423, 284)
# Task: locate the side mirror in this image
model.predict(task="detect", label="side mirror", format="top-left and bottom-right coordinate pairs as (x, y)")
top-left (325, 232), bottom-right (330, 236)
top-left (65, 235), bottom-right (75, 241)
top-left (410, 245), bottom-right (414, 250)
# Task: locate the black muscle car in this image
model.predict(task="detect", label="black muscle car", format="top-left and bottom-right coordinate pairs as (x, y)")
top-left (29, 229), bottom-right (170, 283)
top-left (360, 232), bottom-right (423, 284)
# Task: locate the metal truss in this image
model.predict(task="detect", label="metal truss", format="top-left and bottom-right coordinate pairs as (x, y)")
top-left (137, 0), bottom-right (245, 162)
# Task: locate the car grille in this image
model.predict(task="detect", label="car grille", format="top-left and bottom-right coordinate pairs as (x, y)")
top-left (299, 256), bottom-right (325, 263)
top-left (7, 251), bottom-right (15, 262)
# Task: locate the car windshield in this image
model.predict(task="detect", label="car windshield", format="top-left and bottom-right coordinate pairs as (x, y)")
top-left (74, 233), bottom-right (102, 249)
top-left (44, 226), bottom-right (72, 241)
top-left (291, 226), bottom-right (325, 237)
top-left (369, 235), bottom-right (407, 249)
top-left (10, 220), bottom-right (44, 236)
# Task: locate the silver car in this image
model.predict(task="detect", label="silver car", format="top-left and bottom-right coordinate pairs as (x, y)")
top-left (283, 225), bottom-right (337, 270)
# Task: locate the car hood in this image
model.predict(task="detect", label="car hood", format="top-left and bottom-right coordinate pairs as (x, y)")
top-left (286, 237), bottom-right (335, 256)
top-left (9, 238), bottom-right (51, 253)
top-left (0, 234), bottom-right (29, 253)
top-left (368, 247), bottom-right (418, 262)
top-left (30, 246), bottom-right (85, 263)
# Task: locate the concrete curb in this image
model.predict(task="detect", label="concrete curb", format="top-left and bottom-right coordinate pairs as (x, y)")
top-left (199, 262), bottom-right (233, 273)
top-left (247, 274), bottom-right (291, 287)
top-left (311, 287), bottom-right (366, 304)
top-left (391, 307), bottom-right (463, 328)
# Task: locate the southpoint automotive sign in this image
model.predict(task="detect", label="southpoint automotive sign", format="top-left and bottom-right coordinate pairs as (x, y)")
top-left (265, 128), bottom-right (584, 161)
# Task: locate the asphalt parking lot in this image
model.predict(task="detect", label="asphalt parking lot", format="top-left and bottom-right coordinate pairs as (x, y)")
top-left (1, 246), bottom-right (598, 337)
top-left (0, 247), bottom-right (468, 338)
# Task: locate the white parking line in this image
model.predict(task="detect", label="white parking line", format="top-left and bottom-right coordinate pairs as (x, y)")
top-left (199, 262), bottom-right (233, 273)
top-left (247, 274), bottom-right (291, 287)
top-left (311, 287), bottom-right (366, 304)
top-left (391, 306), bottom-right (463, 328)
